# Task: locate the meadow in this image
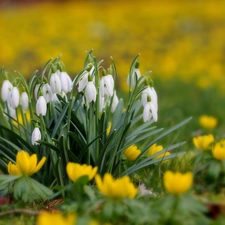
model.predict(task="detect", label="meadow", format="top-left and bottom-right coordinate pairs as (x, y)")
top-left (0, 0), bottom-right (225, 224)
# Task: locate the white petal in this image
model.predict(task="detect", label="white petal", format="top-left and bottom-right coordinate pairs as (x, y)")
top-left (78, 72), bottom-right (89, 92)
top-left (8, 87), bottom-right (20, 109)
top-left (20, 92), bottom-right (29, 111)
top-left (50, 72), bottom-right (62, 94)
top-left (1, 80), bottom-right (13, 102)
top-left (36, 96), bottom-right (47, 116)
top-left (143, 103), bottom-right (152, 122)
top-left (59, 72), bottom-right (72, 93)
top-left (85, 82), bottom-right (96, 103)
top-left (31, 127), bottom-right (41, 145)
top-left (111, 91), bottom-right (119, 112)
top-left (42, 83), bottom-right (52, 103)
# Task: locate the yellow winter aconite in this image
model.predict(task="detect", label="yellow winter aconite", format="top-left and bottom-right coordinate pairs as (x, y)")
top-left (148, 143), bottom-right (170, 160)
top-left (163, 171), bottom-right (193, 195)
top-left (193, 134), bottom-right (214, 151)
top-left (95, 173), bottom-right (137, 199)
top-left (199, 115), bottom-right (218, 130)
top-left (37, 212), bottom-right (76, 225)
top-left (66, 162), bottom-right (98, 182)
top-left (212, 140), bottom-right (225, 160)
top-left (8, 150), bottom-right (46, 176)
top-left (123, 145), bottom-right (141, 161)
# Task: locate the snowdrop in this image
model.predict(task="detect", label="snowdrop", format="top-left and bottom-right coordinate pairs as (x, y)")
top-left (100, 73), bottom-right (114, 97)
top-left (58, 71), bottom-right (72, 94)
top-left (85, 81), bottom-right (96, 104)
top-left (143, 102), bottom-right (158, 122)
top-left (42, 83), bottom-right (52, 103)
top-left (50, 71), bottom-right (61, 94)
top-left (142, 86), bottom-right (158, 111)
top-left (36, 96), bottom-right (47, 116)
top-left (111, 91), bottom-right (119, 112)
top-left (127, 62), bottom-right (141, 88)
top-left (5, 102), bottom-right (16, 119)
top-left (1, 80), bottom-right (13, 102)
top-left (20, 92), bottom-right (29, 111)
top-left (8, 87), bottom-right (20, 109)
top-left (31, 127), bottom-right (41, 145)
top-left (78, 71), bottom-right (89, 92)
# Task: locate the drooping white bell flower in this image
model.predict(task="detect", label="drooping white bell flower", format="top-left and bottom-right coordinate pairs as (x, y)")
top-left (143, 102), bottom-right (158, 122)
top-left (111, 91), bottom-right (119, 113)
top-left (5, 102), bottom-right (16, 119)
top-left (85, 81), bottom-right (96, 104)
top-left (50, 71), bottom-right (62, 94)
top-left (141, 86), bottom-right (158, 111)
top-left (58, 71), bottom-right (72, 94)
top-left (42, 83), bottom-right (52, 103)
top-left (8, 87), bottom-right (20, 109)
top-left (20, 92), bottom-right (29, 111)
top-left (31, 127), bottom-right (41, 145)
top-left (1, 80), bottom-right (13, 102)
top-left (36, 96), bottom-right (47, 116)
top-left (100, 74), bottom-right (114, 97)
top-left (78, 71), bottom-right (89, 92)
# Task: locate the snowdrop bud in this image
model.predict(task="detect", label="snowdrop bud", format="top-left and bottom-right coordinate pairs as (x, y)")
top-left (85, 81), bottom-right (96, 103)
top-left (31, 126), bottom-right (41, 145)
top-left (36, 96), bottom-right (47, 116)
top-left (42, 83), bottom-right (52, 103)
top-left (8, 87), bottom-right (20, 109)
top-left (100, 74), bottom-right (114, 97)
top-left (58, 71), bottom-right (72, 94)
top-left (50, 71), bottom-right (61, 94)
top-left (20, 92), bottom-right (29, 111)
top-left (1, 80), bottom-right (13, 102)
top-left (127, 61), bottom-right (141, 88)
top-left (111, 91), bottom-right (119, 113)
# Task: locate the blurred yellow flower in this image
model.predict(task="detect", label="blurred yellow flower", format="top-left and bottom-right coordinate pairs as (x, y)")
top-left (123, 145), bottom-right (141, 161)
top-left (37, 212), bottom-right (76, 225)
top-left (95, 173), bottom-right (137, 199)
top-left (147, 143), bottom-right (170, 160)
top-left (193, 134), bottom-right (214, 151)
top-left (8, 150), bottom-right (46, 176)
top-left (163, 171), bottom-right (193, 194)
top-left (212, 140), bottom-right (225, 160)
top-left (199, 115), bottom-right (218, 130)
top-left (13, 110), bottom-right (31, 126)
top-left (106, 122), bottom-right (111, 136)
top-left (66, 162), bottom-right (98, 182)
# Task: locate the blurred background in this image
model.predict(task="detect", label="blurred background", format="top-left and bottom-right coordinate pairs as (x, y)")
top-left (0, 0), bottom-right (225, 141)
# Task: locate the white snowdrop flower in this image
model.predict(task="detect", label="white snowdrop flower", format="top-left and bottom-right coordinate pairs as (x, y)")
top-left (127, 68), bottom-right (141, 88)
top-left (42, 83), bottom-right (52, 103)
top-left (36, 96), bottom-right (47, 116)
top-left (8, 87), bottom-right (20, 109)
top-left (141, 86), bottom-right (158, 111)
top-left (58, 71), bottom-right (72, 94)
top-left (31, 127), bottom-right (41, 145)
top-left (99, 96), bottom-right (105, 112)
top-left (100, 74), bottom-right (114, 97)
top-left (111, 91), bottom-right (119, 113)
top-left (1, 80), bottom-right (13, 102)
top-left (85, 81), bottom-right (96, 104)
top-left (34, 84), bottom-right (40, 100)
top-left (20, 92), bottom-right (29, 111)
top-left (50, 71), bottom-right (61, 94)
top-left (143, 102), bottom-right (158, 122)
top-left (78, 71), bottom-right (89, 92)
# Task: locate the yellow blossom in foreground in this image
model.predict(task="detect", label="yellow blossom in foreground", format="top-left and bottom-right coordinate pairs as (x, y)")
top-left (95, 173), bottom-right (137, 199)
top-left (193, 134), bottom-right (214, 151)
top-left (36, 212), bottom-right (76, 225)
top-left (66, 162), bottom-right (98, 182)
top-left (163, 171), bottom-right (193, 194)
top-left (13, 110), bottom-right (31, 126)
top-left (147, 143), bottom-right (170, 160)
top-left (199, 115), bottom-right (218, 130)
top-left (212, 140), bottom-right (225, 160)
top-left (123, 145), bottom-right (141, 161)
top-left (8, 150), bottom-right (46, 176)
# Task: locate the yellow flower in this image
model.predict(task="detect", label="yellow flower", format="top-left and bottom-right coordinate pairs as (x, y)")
top-left (199, 115), bottom-right (218, 130)
top-left (95, 173), bottom-right (137, 199)
top-left (147, 143), bottom-right (170, 160)
top-left (36, 212), bottom-right (76, 225)
top-left (193, 134), bottom-right (214, 151)
top-left (13, 110), bottom-right (31, 126)
top-left (106, 122), bottom-right (111, 136)
top-left (123, 145), bottom-right (141, 161)
top-left (212, 140), bottom-right (225, 160)
top-left (66, 162), bottom-right (98, 182)
top-left (163, 171), bottom-right (193, 194)
top-left (8, 150), bottom-right (46, 176)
